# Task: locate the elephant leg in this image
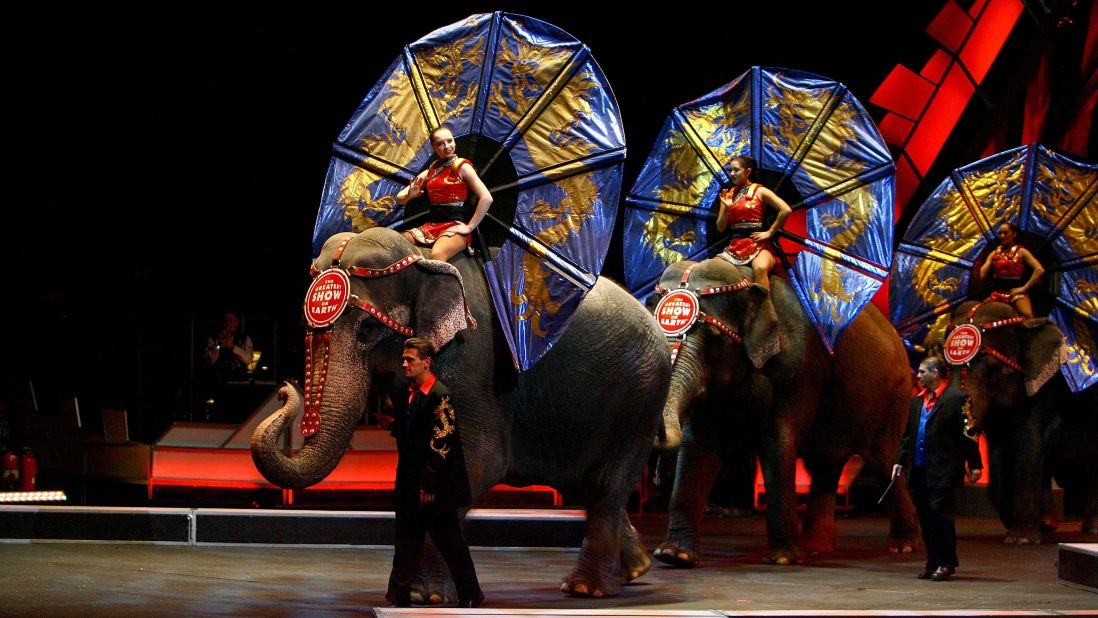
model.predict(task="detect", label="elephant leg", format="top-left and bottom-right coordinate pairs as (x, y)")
top-left (393, 522), bottom-right (456, 605)
top-left (619, 511), bottom-right (651, 583)
top-left (561, 433), bottom-right (653, 597)
top-left (800, 456), bottom-right (842, 555)
top-left (987, 438), bottom-right (1013, 529)
top-left (654, 424), bottom-right (721, 568)
top-left (1004, 416), bottom-right (1045, 545)
top-left (759, 426), bottom-right (803, 565)
top-left (1084, 482), bottom-right (1098, 535)
top-left (561, 504), bottom-right (623, 597)
top-left (861, 444), bottom-right (919, 553)
top-left (1039, 471), bottom-right (1058, 532)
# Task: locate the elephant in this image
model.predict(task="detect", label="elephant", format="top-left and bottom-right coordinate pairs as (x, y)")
top-left (941, 299), bottom-right (1098, 542)
top-left (251, 227), bottom-right (671, 599)
top-left (650, 257), bottom-right (919, 566)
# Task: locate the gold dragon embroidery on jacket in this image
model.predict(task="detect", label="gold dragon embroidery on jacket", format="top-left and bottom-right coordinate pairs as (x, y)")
top-left (430, 396), bottom-right (456, 458)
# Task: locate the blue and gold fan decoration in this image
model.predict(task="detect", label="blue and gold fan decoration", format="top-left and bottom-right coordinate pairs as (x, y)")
top-left (624, 67), bottom-right (895, 352)
top-left (891, 144), bottom-right (1098, 392)
top-left (312, 12), bottom-right (625, 370)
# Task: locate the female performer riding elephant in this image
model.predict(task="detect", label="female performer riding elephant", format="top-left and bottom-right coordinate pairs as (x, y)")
top-left (715, 155), bottom-right (792, 290)
top-left (396, 125), bottom-right (494, 262)
top-left (978, 222), bottom-right (1045, 318)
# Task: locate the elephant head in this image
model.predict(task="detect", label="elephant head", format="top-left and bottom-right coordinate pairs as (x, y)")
top-left (655, 258), bottom-right (779, 449)
top-left (251, 228), bottom-right (473, 489)
top-left (945, 299), bottom-right (1065, 431)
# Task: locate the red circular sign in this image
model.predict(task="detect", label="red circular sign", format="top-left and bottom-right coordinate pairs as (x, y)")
top-left (304, 269), bottom-right (352, 328)
top-left (944, 323), bottom-right (982, 365)
top-left (655, 289), bottom-right (701, 337)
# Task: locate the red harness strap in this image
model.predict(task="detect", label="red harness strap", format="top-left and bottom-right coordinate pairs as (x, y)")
top-left (347, 254), bottom-right (422, 278)
top-left (301, 330), bottom-right (331, 436)
top-left (348, 296), bottom-right (413, 337)
top-left (949, 303), bottom-right (1028, 387)
top-left (301, 251), bottom-right (422, 436)
top-left (658, 267), bottom-right (752, 364)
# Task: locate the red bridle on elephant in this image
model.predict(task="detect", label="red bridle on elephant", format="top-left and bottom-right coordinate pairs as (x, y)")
top-left (655, 263), bottom-right (752, 365)
top-left (301, 237), bottom-right (423, 437)
top-left (945, 294), bottom-right (1028, 389)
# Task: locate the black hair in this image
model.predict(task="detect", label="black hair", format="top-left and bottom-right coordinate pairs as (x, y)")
top-left (921, 356), bottom-right (945, 375)
top-left (732, 155), bottom-right (758, 181)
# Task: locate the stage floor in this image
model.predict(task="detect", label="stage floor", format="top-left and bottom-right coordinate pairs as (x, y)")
top-left (1, 512), bottom-right (1095, 616)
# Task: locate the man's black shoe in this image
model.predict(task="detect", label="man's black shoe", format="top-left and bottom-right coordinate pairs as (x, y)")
top-left (930, 566), bottom-right (955, 581)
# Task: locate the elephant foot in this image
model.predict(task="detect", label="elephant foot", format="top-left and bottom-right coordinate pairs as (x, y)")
top-left (408, 590), bottom-right (446, 605)
top-left (409, 574), bottom-right (455, 605)
top-left (620, 541), bottom-right (651, 583)
top-left (801, 520), bottom-right (836, 555)
top-left (560, 570), bottom-right (619, 598)
top-left (887, 535), bottom-right (918, 554)
top-left (760, 548), bottom-right (804, 565)
top-left (800, 537), bottom-right (834, 556)
top-left (1003, 528), bottom-right (1041, 545)
top-left (653, 540), bottom-right (700, 568)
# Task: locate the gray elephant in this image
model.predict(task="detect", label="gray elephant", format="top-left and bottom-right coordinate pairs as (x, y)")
top-left (651, 258), bottom-right (919, 566)
top-left (251, 227), bottom-right (671, 599)
top-left (942, 299), bottom-right (1098, 542)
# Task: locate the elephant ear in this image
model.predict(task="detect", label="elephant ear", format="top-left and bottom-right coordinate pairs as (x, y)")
top-left (743, 284), bottom-right (780, 369)
top-left (1020, 317), bottom-right (1066, 397)
top-left (413, 258), bottom-right (476, 353)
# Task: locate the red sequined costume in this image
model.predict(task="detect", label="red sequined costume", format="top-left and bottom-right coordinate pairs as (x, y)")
top-left (988, 245), bottom-right (1025, 291)
top-left (722, 183), bottom-right (773, 264)
top-left (409, 158), bottom-right (473, 246)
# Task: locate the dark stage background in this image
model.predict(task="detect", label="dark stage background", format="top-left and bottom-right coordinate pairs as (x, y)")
top-left (2, 2), bottom-right (1090, 444)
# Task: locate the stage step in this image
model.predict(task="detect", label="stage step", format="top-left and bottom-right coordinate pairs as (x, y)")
top-left (0, 506), bottom-right (585, 548)
top-left (1058, 543), bottom-right (1098, 592)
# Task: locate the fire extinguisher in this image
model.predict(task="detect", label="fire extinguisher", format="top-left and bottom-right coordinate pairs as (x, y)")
top-left (1, 451), bottom-right (18, 491)
top-left (19, 447), bottom-right (36, 492)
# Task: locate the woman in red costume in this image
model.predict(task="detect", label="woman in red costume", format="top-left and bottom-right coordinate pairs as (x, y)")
top-left (397, 126), bottom-right (494, 262)
top-left (978, 222), bottom-right (1045, 318)
top-left (715, 155), bottom-right (792, 290)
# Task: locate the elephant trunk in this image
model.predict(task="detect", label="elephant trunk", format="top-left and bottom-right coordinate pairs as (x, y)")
top-left (251, 319), bottom-right (372, 490)
top-left (657, 332), bottom-right (708, 450)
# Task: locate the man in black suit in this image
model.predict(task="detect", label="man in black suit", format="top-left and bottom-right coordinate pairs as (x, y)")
top-left (385, 338), bottom-right (483, 608)
top-left (893, 356), bottom-right (982, 581)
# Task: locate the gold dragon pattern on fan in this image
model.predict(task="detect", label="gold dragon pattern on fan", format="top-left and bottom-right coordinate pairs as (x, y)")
top-left (510, 174), bottom-right (600, 337)
top-left (808, 192), bottom-right (874, 321)
top-left (1064, 312), bottom-right (1097, 377)
top-left (1074, 276), bottom-right (1098, 319)
top-left (761, 81), bottom-right (824, 166)
top-left (640, 125), bottom-right (713, 267)
top-left (486, 21), bottom-right (571, 125)
top-left (414, 24), bottom-right (485, 127)
top-left (526, 69), bottom-right (600, 168)
top-left (963, 150), bottom-right (1026, 227)
top-left (358, 69), bottom-right (430, 168)
top-left (1057, 182), bottom-right (1098, 260)
top-left (903, 183), bottom-right (986, 316)
top-left (800, 98), bottom-right (869, 189)
top-left (339, 168), bottom-right (397, 232)
top-left (683, 85), bottom-right (751, 172)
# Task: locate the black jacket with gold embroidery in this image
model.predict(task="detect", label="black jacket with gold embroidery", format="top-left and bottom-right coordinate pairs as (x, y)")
top-left (391, 378), bottom-right (472, 510)
top-left (897, 385), bottom-right (983, 489)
